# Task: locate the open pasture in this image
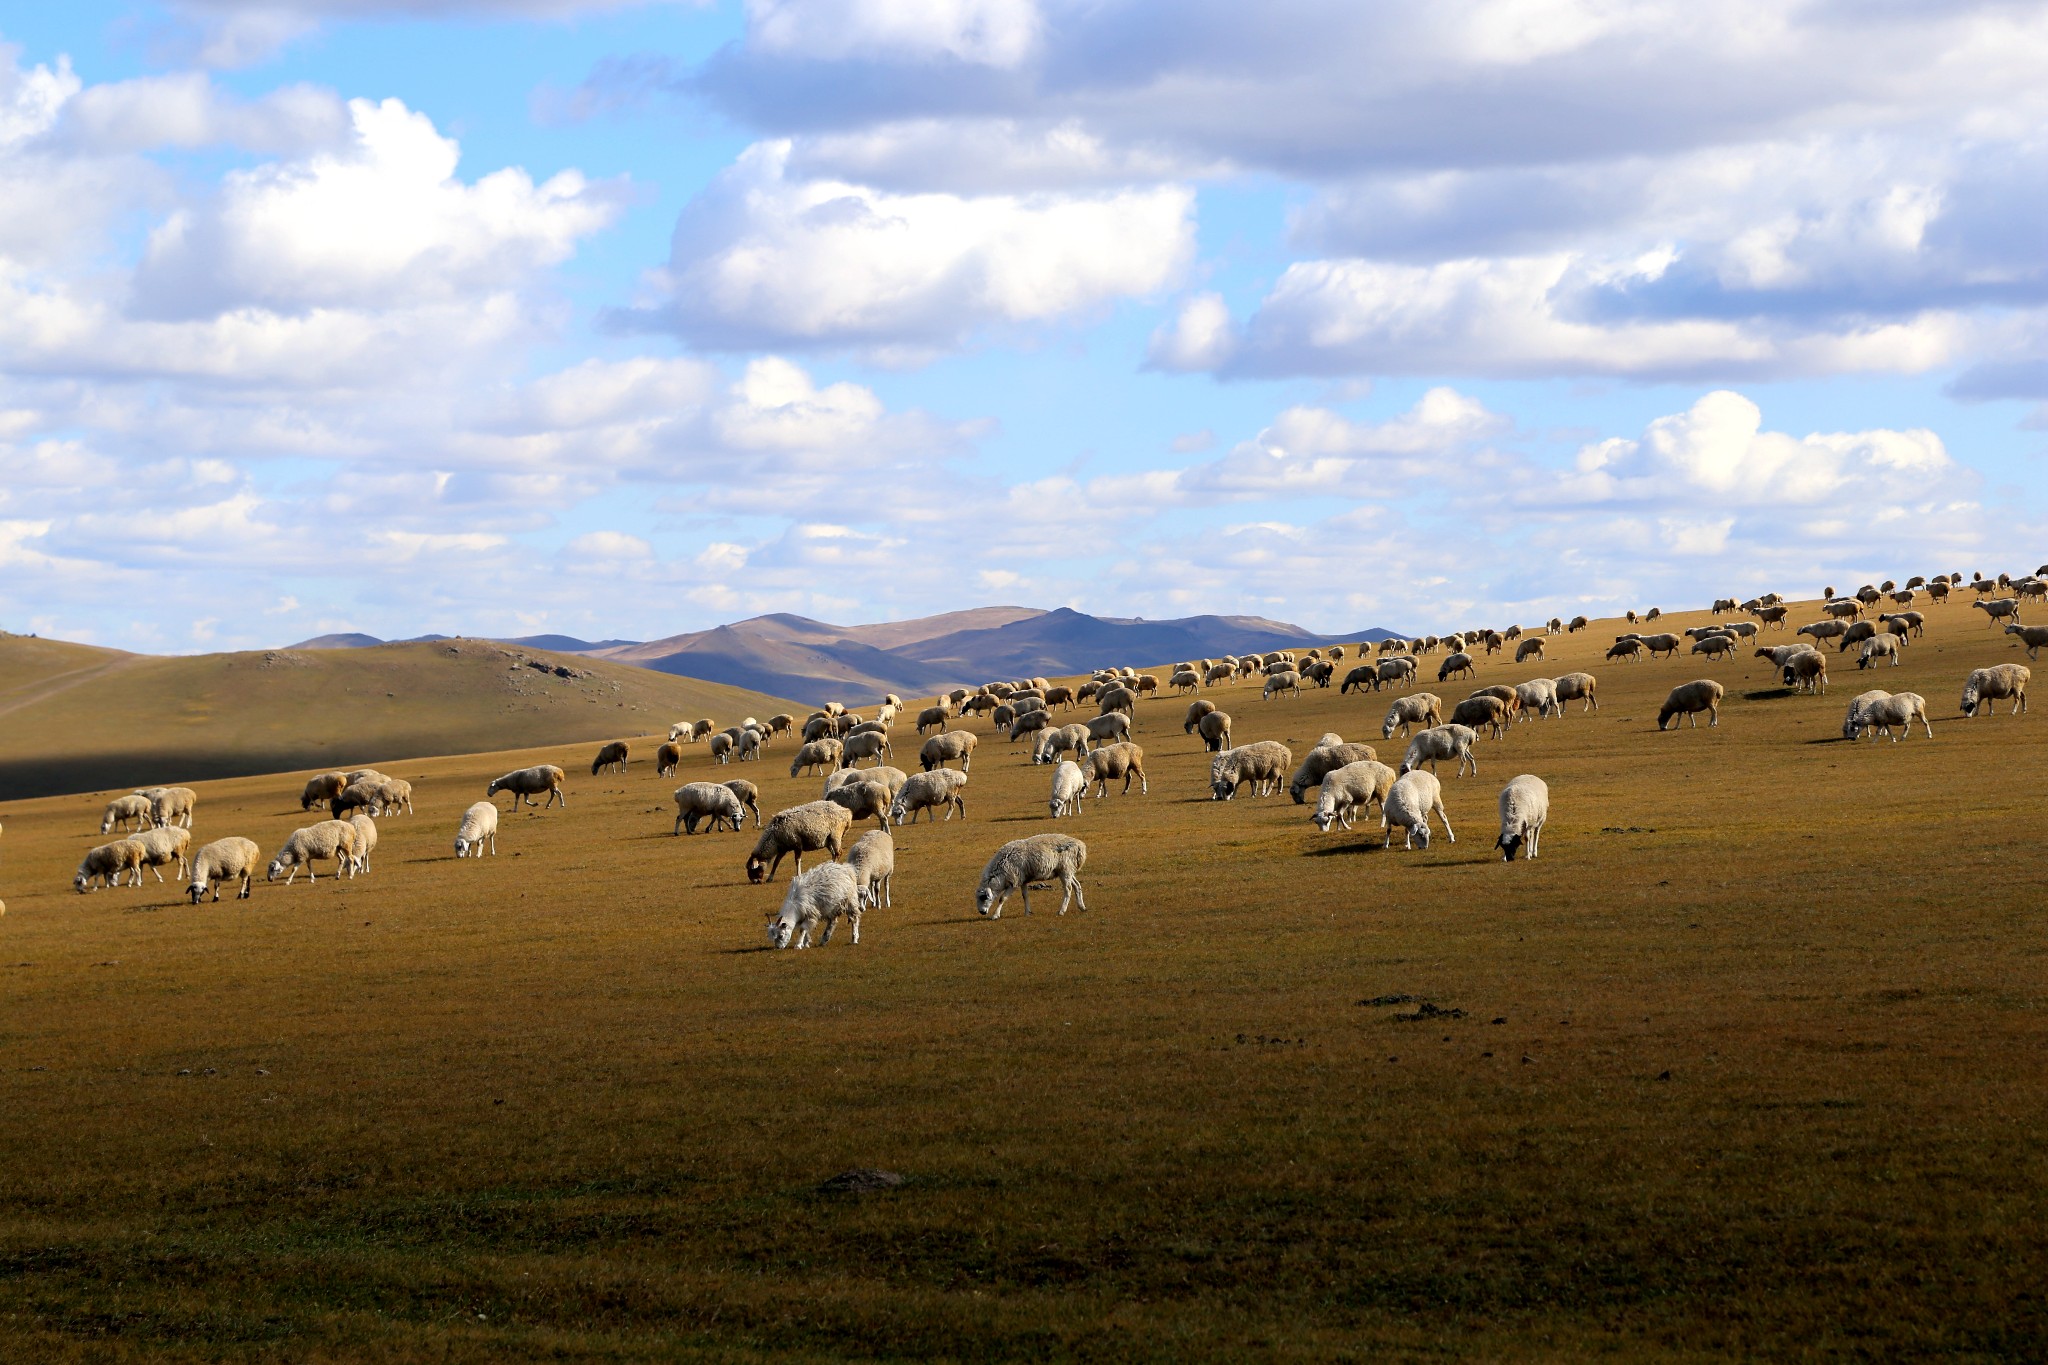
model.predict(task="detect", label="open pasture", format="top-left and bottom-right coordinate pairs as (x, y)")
top-left (1, 599), bottom-right (2045, 1358)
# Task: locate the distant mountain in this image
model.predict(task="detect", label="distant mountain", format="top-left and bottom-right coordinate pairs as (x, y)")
top-left (594, 607), bottom-right (1401, 706)
top-left (289, 632), bottom-right (633, 653)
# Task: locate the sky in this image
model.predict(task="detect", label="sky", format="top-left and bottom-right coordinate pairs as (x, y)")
top-left (4, 0), bottom-right (2048, 651)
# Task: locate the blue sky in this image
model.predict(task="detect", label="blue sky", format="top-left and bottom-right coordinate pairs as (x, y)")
top-left (3, 0), bottom-right (2046, 651)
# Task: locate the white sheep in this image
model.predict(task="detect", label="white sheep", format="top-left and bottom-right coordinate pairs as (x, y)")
top-left (1289, 741), bottom-right (1380, 803)
top-left (1399, 724), bottom-right (1479, 778)
top-left (75, 839), bottom-right (146, 892)
top-left (920, 731), bottom-right (978, 773)
top-left (1657, 680), bottom-right (1725, 730)
top-left (1210, 741), bottom-right (1294, 799)
top-left (488, 765), bottom-right (566, 810)
top-left (840, 731), bottom-right (891, 767)
top-left (1085, 742), bottom-right (1147, 797)
top-left (1034, 723), bottom-right (1092, 766)
top-left (673, 782), bottom-right (747, 835)
top-left (789, 738), bottom-right (844, 777)
top-left (1842, 690), bottom-right (1933, 742)
top-left (346, 812), bottom-right (378, 873)
top-left (1857, 634), bottom-right (1903, 669)
top-left (889, 768), bottom-right (969, 824)
top-left (1495, 774), bottom-right (1549, 861)
top-left (1262, 669), bottom-right (1301, 700)
top-left (826, 777), bottom-right (894, 829)
top-left (1961, 663), bottom-right (2029, 717)
top-left (1381, 693), bottom-right (1442, 738)
top-left (766, 862), bottom-right (866, 949)
top-left (149, 787), bottom-right (197, 829)
top-left (1382, 770), bottom-right (1454, 850)
top-left (267, 820), bottom-right (362, 884)
top-left (1310, 760), bottom-right (1397, 832)
top-left (1513, 678), bottom-right (1558, 720)
top-left (975, 834), bottom-right (1088, 919)
top-left (454, 801), bottom-right (500, 856)
top-left (1049, 760), bottom-right (1088, 817)
top-left (846, 829), bottom-right (895, 910)
top-left (101, 794), bottom-right (153, 834)
top-left (187, 837), bottom-right (261, 902)
top-left (1554, 672), bottom-right (1598, 713)
top-left (129, 826), bottom-right (192, 884)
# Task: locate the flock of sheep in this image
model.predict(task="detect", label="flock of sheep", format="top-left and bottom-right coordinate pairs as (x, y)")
top-left (60, 568), bottom-right (2041, 947)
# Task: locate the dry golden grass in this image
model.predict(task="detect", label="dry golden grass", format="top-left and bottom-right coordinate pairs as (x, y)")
top-left (1, 601), bottom-right (2044, 1359)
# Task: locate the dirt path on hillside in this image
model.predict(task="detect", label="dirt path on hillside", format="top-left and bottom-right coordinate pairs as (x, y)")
top-left (0, 655), bottom-right (145, 721)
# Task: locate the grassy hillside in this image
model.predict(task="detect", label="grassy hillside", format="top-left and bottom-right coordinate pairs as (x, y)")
top-left (0, 597), bottom-right (2043, 1357)
top-left (0, 636), bottom-right (802, 800)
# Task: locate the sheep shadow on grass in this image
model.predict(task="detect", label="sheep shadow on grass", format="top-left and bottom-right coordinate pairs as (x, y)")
top-left (1744, 688), bottom-right (1796, 701)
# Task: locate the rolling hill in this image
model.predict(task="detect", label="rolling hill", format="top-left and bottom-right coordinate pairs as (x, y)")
top-left (0, 633), bottom-right (800, 800)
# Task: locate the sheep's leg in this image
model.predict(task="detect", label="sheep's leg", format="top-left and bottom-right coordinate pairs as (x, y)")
top-left (849, 910), bottom-right (861, 944)
top-left (1438, 803), bottom-right (1455, 843)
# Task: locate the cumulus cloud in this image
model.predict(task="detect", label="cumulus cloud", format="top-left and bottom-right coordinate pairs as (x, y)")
top-left (624, 140), bottom-right (1193, 352)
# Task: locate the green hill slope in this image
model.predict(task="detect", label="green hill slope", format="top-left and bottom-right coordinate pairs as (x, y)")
top-left (0, 635), bottom-right (802, 799)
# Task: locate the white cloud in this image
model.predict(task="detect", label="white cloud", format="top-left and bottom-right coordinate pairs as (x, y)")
top-left (131, 97), bottom-right (622, 318)
top-left (634, 140), bottom-right (1193, 351)
top-left (745, 0), bottom-right (1043, 67)
top-left (49, 73), bottom-right (348, 154)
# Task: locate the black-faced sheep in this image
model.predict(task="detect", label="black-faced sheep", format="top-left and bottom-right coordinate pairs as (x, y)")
top-left (975, 834), bottom-right (1088, 919)
top-left (187, 837), bottom-right (260, 901)
top-left (746, 801), bottom-right (853, 883)
top-left (1783, 651), bottom-right (1828, 694)
top-left (1961, 664), bottom-right (2029, 717)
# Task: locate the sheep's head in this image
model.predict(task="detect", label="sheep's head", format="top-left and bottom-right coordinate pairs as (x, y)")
top-left (746, 856), bottom-right (769, 884)
top-left (1496, 832), bottom-right (1523, 862)
top-left (975, 885), bottom-right (1000, 917)
top-left (766, 912), bottom-right (794, 949)
top-left (1410, 821), bottom-right (1432, 850)
top-left (186, 881), bottom-right (207, 904)
top-left (266, 859), bottom-right (287, 881)
top-left (1961, 690), bottom-right (1980, 716)
top-left (454, 837), bottom-right (472, 857)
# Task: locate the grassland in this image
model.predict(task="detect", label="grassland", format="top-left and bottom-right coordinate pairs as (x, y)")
top-left (0, 636), bottom-right (801, 800)
top-left (0, 600), bottom-right (2043, 1359)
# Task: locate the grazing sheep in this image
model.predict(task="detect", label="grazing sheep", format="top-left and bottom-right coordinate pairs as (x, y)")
top-left (1289, 742), bottom-right (1381, 803)
top-left (1515, 638), bottom-right (1545, 663)
top-left (101, 794), bottom-right (153, 834)
top-left (187, 837), bottom-right (260, 902)
top-left (1494, 775), bottom-right (1549, 861)
top-left (1080, 711), bottom-right (1130, 748)
top-left (1400, 724), bottom-right (1480, 778)
top-left (75, 839), bottom-right (146, 892)
top-left (736, 729), bottom-right (764, 763)
top-left (1310, 760), bottom-right (1397, 832)
top-left (299, 773), bottom-right (348, 811)
top-left (789, 738), bottom-right (844, 777)
top-left (725, 779), bottom-right (764, 828)
top-left (1638, 633), bottom-right (1681, 658)
top-left (1183, 699), bottom-right (1217, 732)
top-left (766, 862), bottom-right (866, 949)
top-left (1858, 635), bottom-right (1903, 669)
top-left (1170, 669), bottom-right (1202, 695)
top-left (1197, 710), bottom-right (1233, 752)
top-left (826, 777), bottom-right (894, 829)
top-left (1975, 597), bottom-right (2023, 626)
top-left (346, 812), bottom-right (378, 873)
top-left (1658, 679), bottom-right (1726, 730)
top-left (916, 705), bottom-right (952, 734)
top-left (920, 731), bottom-right (978, 773)
top-left (1033, 723), bottom-right (1091, 766)
top-left (1210, 741), bottom-right (1294, 800)
top-left (1798, 619), bottom-right (1851, 648)
top-left (670, 719), bottom-right (713, 742)
top-left (708, 733), bottom-right (737, 764)
top-left (369, 778), bottom-right (413, 815)
top-left (1009, 710), bottom-right (1054, 744)
top-left (975, 834), bottom-right (1088, 919)
top-left (1514, 678), bottom-right (1559, 720)
top-left (1437, 652), bottom-right (1476, 682)
top-left (1568, 615), bottom-right (1589, 632)
top-left (131, 826), bottom-right (193, 883)
top-left (1339, 665), bottom-right (1377, 694)
top-left (1553, 672), bottom-right (1598, 713)
top-left (488, 765), bottom-right (567, 810)
top-left (454, 801), bottom-right (499, 857)
top-left (1712, 598), bottom-right (1738, 613)
top-left (890, 768), bottom-right (969, 825)
top-left (1547, 617), bottom-right (1565, 634)
top-left (1691, 634), bottom-right (1738, 659)
top-left (1449, 695), bottom-right (1509, 739)
top-left (846, 829), bottom-right (895, 911)
top-left (1262, 669), bottom-right (1301, 701)
top-left (1084, 742), bottom-right (1148, 797)
top-left (1928, 581), bottom-right (1951, 603)
top-left (840, 731), bottom-right (892, 767)
top-left (1097, 686), bottom-right (1137, 716)
top-left (267, 820), bottom-right (362, 884)
top-left (1783, 651), bottom-right (1829, 694)
top-left (1382, 770), bottom-right (1454, 850)
top-left (1842, 690), bottom-right (1934, 742)
top-left (1961, 664), bottom-right (2030, 717)
top-left (746, 801), bottom-right (854, 884)
top-left (1824, 599), bottom-right (1863, 620)
top-left (1881, 611), bottom-right (1926, 638)
top-left (1835, 621), bottom-right (1879, 652)
top-left (1755, 605), bottom-right (1790, 627)
top-left (1377, 657), bottom-right (1419, 689)
top-left (1382, 693), bottom-right (1443, 739)
top-left (1204, 663), bottom-right (1234, 686)
top-left (1757, 644), bottom-right (1819, 670)
top-left (674, 782), bottom-right (747, 835)
top-left (1049, 760), bottom-right (1089, 817)
top-left (655, 742), bottom-right (684, 776)
top-left (1607, 638), bottom-right (1645, 662)
top-left (591, 741), bottom-right (630, 776)
top-left (149, 787), bottom-right (197, 829)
